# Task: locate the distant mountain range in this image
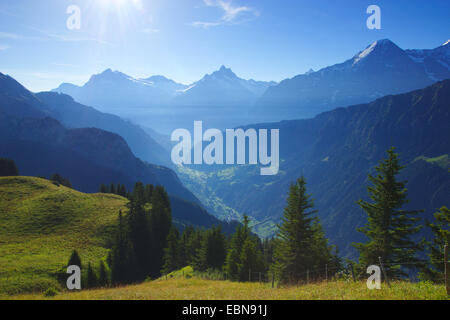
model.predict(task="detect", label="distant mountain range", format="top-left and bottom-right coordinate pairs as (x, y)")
top-left (256, 39), bottom-right (450, 121)
top-left (52, 39), bottom-right (449, 133)
top-left (53, 66), bottom-right (276, 110)
top-left (0, 72), bottom-right (237, 231)
top-left (179, 80), bottom-right (450, 257)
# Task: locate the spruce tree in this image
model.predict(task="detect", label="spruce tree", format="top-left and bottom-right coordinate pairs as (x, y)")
top-left (238, 238), bottom-right (265, 282)
top-left (98, 260), bottom-right (109, 287)
top-left (179, 226), bottom-right (195, 267)
top-left (194, 226), bottom-right (227, 272)
top-left (273, 177), bottom-right (330, 284)
top-left (225, 225), bottom-right (244, 280)
top-left (148, 186), bottom-right (172, 278)
top-left (67, 250), bottom-right (82, 269)
top-left (86, 262), bottom-right (98, 288)
top-left (225, 216), bottom-right (266, 281)
top-left (127, 182), bottom-right (152, 279)
top-left (420, 206), bottom-right (449, 282)
top-left (99, 184), bottom-right (107, 193)
top-left (162, 227), bottom-right (181, 275)
top-left (110, 210), bottom-right (139, 284)
top-left (0, 158), bottom-right (19, 176)
top-left (354, 147), bottom-right (424, 279)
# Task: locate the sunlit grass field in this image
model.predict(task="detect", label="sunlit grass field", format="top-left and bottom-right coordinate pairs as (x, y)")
top-left (4, 276), bottom-right (448, 300)
top-left (0, 176), bottom-right (128, 295)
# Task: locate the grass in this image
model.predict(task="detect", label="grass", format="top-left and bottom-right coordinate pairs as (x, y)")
top-left (0, 176), bottom-right (128, 295)
top-left (3, 277), bottom-right (448, 300)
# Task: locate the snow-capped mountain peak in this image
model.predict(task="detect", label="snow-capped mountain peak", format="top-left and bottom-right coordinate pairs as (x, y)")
top-left (352, 39), bottom-right (400, 65)
top-left (209, 65), bottom-right (238, 79)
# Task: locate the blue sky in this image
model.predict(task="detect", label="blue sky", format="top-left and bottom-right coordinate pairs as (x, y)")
top-left (0, 0), bottom-right (448, 92)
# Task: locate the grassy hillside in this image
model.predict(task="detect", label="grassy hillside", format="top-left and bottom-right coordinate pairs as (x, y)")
top-left (4, 276), bottom-right (448, 300)
top-left (0, 176), bottom-right (128, 295)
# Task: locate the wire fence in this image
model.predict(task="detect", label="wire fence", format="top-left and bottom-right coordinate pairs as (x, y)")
top-left (165, 257), bottom-right (450, 290)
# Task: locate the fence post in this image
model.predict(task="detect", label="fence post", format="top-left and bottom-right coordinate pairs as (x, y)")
top-left (306, 269), bottom-right (309, 284)
top-left (325, 264), bottom-right (328, 283)
top-left (249, 269), bottom-right (251, 282)
top-left (272, 273), bottom-right (275, 288)
top-left (378, 256), bottom-right (391, 288)
top-left (445, 245), bottom-right (449, 296)
top-left (350, 263), bottom-right (356, 282)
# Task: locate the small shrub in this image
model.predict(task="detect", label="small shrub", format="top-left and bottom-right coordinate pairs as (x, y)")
top-left (44, 287), bottom-right (58, 297)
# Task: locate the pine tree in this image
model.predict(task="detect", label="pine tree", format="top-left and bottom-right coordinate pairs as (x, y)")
top-left (145, 184), bottom-right (154, 203)
top-left (119, 184), bottom-right (127, 197)
top-left (273, 177), bottom-right (331, 284)
top-left (86, 262), bottom-right (98, 288)
top-left (127, 182), bottom-right (152, 279)
top-left (67, 250), bottom-right (82, 269)
top-left (99, 184), bottom-right (107, 193)
top-left (178, 226), bottom-right (195, 268)
top-left (109, 183), bottom-right (116, 195)
top-left (98, 260), bottom-right (109, 287)
top-left (238, 238), bottom-right (265, 282)
top-left (186, 229), bottom-right (203, 265)
top-left (225, 216), bottom-right (266, 281)
top-left (225, 224), bottom-right (244, 280)
top-left (194, 226), bottom-right (227, 272)
top-left (0, 158), bottom-right (19, 176)
top-left (354, 147), bottom-right (424, 279)
top-left (420, 206), bottom-right (449, 282)
top-left (162, 227), bottom-right (181, 275)
top-left (110, 210), bottom-right (139, 284)
top-left (148, 186), bottom-right (172, 278)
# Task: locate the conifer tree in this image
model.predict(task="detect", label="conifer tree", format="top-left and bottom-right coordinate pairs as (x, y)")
top-left (179, 226), bottom-right (195, 267)
top-left (98, 260), bottom-right (109, 287)
top-left (194, 226), bottom-right (227, 272)
top-left (0, 158), bottom-right (19, 176)
top-left (109, 183), bottom-right (116, 195)
top-left (420, 206), bottom-right (449, 282)
top-left (99, 184), bottom-right (107, 193)
top-left (127, 182), bottom-right (152, 279)
top-left (162, 227), bottom-right (181, 274)
top-left (67, 249), bottom-right (82, 269)
top-left (119, 184), bottom-right (127, 197)
top-left (110, 210), bottom-right (139, 284)
top-left (225, 216), bottom-right (266, 281)
top-left (86, 262), bottom-right (98, 288)
top-left (273, 177), bottom-right (331, 283)
top-left (238, 238), bottom-right (265, 282)
top-left (225, 225), bottom-right (244, 280)
top-left (186, 229), bottom-right (203, 265)
top-left (354, 147), bottom-right (424, 279)
top-left (148, 186), bottom-right (172, 278)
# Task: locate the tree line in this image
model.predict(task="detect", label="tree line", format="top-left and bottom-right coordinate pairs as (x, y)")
top-left (65, 147), bottom-right (448, 288)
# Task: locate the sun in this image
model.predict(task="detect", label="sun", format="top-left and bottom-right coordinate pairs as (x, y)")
top-left (91, 0), bottom-right (144, 34)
